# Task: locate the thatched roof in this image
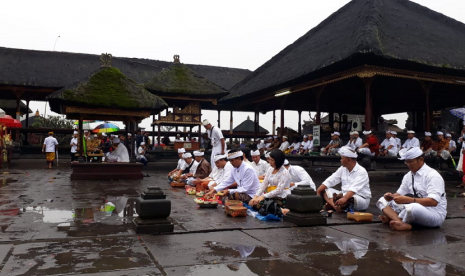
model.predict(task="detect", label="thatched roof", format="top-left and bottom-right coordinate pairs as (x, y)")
top-left (0, 47), bottom-right (251, 100)
top-left (0, 100), bottom-right (31, 116)
top-left (47, 66), bottom-right (168, 115)
top-left (233, 117), bottom-right (268, 134)
top-left (222, 0), bottom-right (465, 102)
top-left (145, 63), bottom-right (228, 97)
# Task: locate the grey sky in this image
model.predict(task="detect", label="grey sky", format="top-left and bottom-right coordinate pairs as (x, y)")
top-left (2, 0), bottom-right (464, 134)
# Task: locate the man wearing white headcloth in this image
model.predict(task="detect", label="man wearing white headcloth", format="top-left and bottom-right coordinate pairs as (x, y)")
top-left (251, 150), bottom-right (268, 177)
top-left (256, 139), bottom-right (265, 151)
top-left (279, 136), bottom-right (290, 152)
top-left (390, 131), bottom-right (401, 151)
top-left (421, 132), bottom-right (433, 154)
top-left (357, 130), bottom-right (379, 156)
top-left (377, 147), bottom-right (447, 231)
top-left (316, 146), bottom-right (372, 212)
top-left (401, 130), bottom-right (420, 150)
top-left (379, 131), bottom-right (398, 157)
top-left (320, 132), bottom-right (342, 156)
top-left (206, 149), bottom-right (260, 203)
top-left (283, 159), bottom-right (316, 191)
top-left (185, 151), bottom-right (212, 186)
top-left (425, 132), bottom-right (450, 160)
top-left (346, 131), bottom-right (363, 150)
top-left (168, 148), bottom-right (186, 180)
top-left (136, 142), bottom-right (148, 166)
top-left (194, 154), bottom-right (233, 190)
top-left (70, 131), bottom-right (79, 162)
top-left (106, 138), bottom-right (129, 162)
top-left (202, 119), bottom-right (226, 170)
top-left (446, 133), bottom-right (456, 154)
top-left (179, 152), bottom-right (198, 181)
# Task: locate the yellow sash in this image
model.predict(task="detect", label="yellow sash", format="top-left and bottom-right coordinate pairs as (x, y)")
top-left (266, 186), bottom-right (289, 193)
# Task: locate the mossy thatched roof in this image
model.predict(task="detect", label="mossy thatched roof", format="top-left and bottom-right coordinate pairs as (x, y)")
top-left (47, 67), bottom-right (167, 114)
top-left (145, 63), bottom-right (228, 97)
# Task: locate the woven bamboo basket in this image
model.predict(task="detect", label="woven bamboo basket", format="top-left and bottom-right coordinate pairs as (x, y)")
top-left (224, 200), bottom-right (243, 207)
top-left (225, 206), bottom-right (247, 217)
top-left (170, 182), bottom-right (185, 187)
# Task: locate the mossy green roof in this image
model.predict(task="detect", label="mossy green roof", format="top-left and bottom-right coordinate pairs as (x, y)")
top-left (145, 63), bottom-right (228, 96)
top-left (47, 67), bottom-right (167, 112)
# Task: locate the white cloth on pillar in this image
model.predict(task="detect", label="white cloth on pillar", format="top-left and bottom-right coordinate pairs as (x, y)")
top-left (287, 165), bottom-right (316, 191)
top-left (215, 161), bottom-right (260, 198)
top-left (251, 159), bottom-right (269, 176)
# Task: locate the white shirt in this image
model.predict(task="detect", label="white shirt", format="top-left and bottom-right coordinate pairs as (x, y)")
top-left (137, 146), bottom-right (146, 159)
top-left (215, 161), bottom-right (260, 198)
top-left (208, 126), bottom-right (224, 149)
top-left (265, 142), bottom-right (271, 148)
top-left (70, 137), bottom-right (78, 153)
top-left (323, 163), bottom-right (372, 199)
top-left (189, 160), bottom-right (199, 175)
top-left (449, 140), bottom-right (456, 150)
top-left (402, 137), bottom-right (420, 148)
top-left (279, 141), bottom-right (290, 151)
top-left (395, 137), bottom-right (401, 150)
top-left (289, 142), bottom-right (300, 150)
top-left (256, 166), bottom-right (291, 198)
top-left (43, 136), bottom-right (59, 152)
top-left (208, 162), bottom-right (233, 187)
top-left (251, 159), bottom-right (269, 176)
top-left (287, 165), bottom-right (316, 191)
top-left (176, 158), bottom-right (186, 170)
top-left (257, 142), bottom-right (265, 150)
top-left (108, 143), bottom-right (129, 162)
top-left (303, 140), bottom-right (313, 150)
top-left (346, 137), bottom-right (363, 150)
top-left (397, 164), bottom-right (447, 220)
top-left (381, 137), bottom-right (398, 153)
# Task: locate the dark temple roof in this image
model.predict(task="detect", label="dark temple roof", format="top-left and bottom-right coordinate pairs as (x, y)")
top-left (233, 117), bottom-right (268, 134)
top-left (145, 63), bottom-right (228, 97)
top-left (221, 0), bottom-right (465, 102)
top-left (0, 47), bottom-right (251, 91)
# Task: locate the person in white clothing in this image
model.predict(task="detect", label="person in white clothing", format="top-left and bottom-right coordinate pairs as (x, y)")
top-left (43, 131), bottom-right (59, 168)
top-left (168, 148), bottom-right (186, 180)
top-left (391, 131), bottom-right (401, 151)
top-left (279, 136), bottom-right (290, 152)
top-left (401, 130), bottom-right (420, 150)
top-left (316, 146), bottom-right (372, 212)
top-left (379, 131), bottom-right (398, 156)
top-left (283, 159), bottom-right (316, 191)
top-left (136, 142), bottom-right (148, 166)
top-left (250, 150), bottom-right (269, 177)
top-left (346, 131), bottom-right (363, 150)
top-left (446, 133), bottom-right (456, 154)
top-left (195, 154), bottom-right (233, 190)
top-left (205, 149), bottom-right (260, 204)
top-left (377, 147), bottom-right (447, 231)
top-left (256, 139), bottom-right (265, 151)
top-left (202, 119), bottom-right (226, 169)
top-left (70, 131), bottom-right (78, 162)
top-left (179, 152), bottom-right (198, 183)
top-left (106, 138), bottom-right (129, 163)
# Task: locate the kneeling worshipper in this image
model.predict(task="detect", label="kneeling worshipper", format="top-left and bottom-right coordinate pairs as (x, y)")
top-left (205, 149), bottom-right (260, 204)
top-left (249, 149), bottom-right (291, 210)
top-left (357, 130), bottom-right (380, 156)
top-left (391, 131), bottom-right (401, 151)
top-left (42, 132), bottom-right (59, 169)
top-left (168, 148), bottom-right (186, 180)
top-left (279, 136), bottom-right (290, 152)
top-left (379, 131), bottom-right (398, 157)
top-left (425, 131), bottom-right (450, 160)
top-left (283, 159), bottom-right (316, 191)
top-left (251, 150), bottom-right (269, 176)
top-left (376, 147), bottom-right (447, 231)
top-left (401, 130), bottom-right (420, 150)
top-left (106, 138), bottom-right (129, 162)
top-left (320, 132), bottom-right (342, 156)
top-left (194, 154), bottom-right (233, 191)
top-left (184, 151), bottom-right (211, 186)
top-left (179, 152), bottom-right (198, 182)
top-left (316, 147), bottom-right (372, 213)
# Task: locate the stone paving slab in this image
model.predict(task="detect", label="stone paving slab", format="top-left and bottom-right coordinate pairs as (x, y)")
top-left (0, 244), bottom-right (12, 265)
top-left (404, 242), bottom-right (465, 270)
top-left (0, 237), bottom-right (154, 276)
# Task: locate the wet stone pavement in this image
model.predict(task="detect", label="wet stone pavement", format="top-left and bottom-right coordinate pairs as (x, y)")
top-left (0, 159), bottom-right (464, 275)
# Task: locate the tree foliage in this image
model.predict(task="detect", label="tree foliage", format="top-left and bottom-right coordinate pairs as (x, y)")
top-left (31, 116), bottom-right (74, 129)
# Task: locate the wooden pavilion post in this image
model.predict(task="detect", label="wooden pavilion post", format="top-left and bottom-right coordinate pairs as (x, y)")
top-left (280, 107), bottom-right (285, 137)
top-left (361, 77), bottom-right (374, 130)
top-left (419, 81), bottom-right (434, 132)
top-left (78, 116), bottom-right (84, 159)
top-left (158, 124), bottom-right (161, 145)
top-left (328, 113), bottom-right (334, 132)
top-left (254, 111), bottom-right (259, 140)
top-left (229, 110), bottom-right (233, 146)
top-left (189, 126), bottom-right (193, 141)
top-left (272, 110), bottom-right (276, 135)
top-left (152, 114), bottom-right (156, 145)
top-left (217, 110), bottom-right (221, 128)
top-left (25, 100), bottom-right (30, 128)
top-left (298, 110), bottom-right (302, 136)
top-left (315, 85), bottom-right (325, 125)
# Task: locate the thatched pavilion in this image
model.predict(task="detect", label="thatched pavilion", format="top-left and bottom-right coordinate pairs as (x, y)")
top-left (220, 0), bottom-right (465, 134)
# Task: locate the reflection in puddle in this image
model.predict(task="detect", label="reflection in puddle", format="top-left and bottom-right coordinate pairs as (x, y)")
top-left (0, 178), bottom-right (18, 187)
top-left (203, 241), bottom-right (277, 259)
top-left (23, 206), bottom-right (74, 223)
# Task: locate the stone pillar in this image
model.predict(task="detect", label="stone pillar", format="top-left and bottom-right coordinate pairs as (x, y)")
top-left (132, 186), bottom-right (174, 233)
top-left (283, 185), bottom-right (327, 226)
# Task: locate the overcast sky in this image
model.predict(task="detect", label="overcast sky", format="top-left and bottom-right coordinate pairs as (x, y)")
top-left (2, 0), bottom-right (464, 134)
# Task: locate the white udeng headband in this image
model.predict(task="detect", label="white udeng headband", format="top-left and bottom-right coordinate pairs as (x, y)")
top-left (398, 147), bottom-right (423, 160)
top-left (182, 152), bottom-right (192, 158)
top-left (338, 146), bottom-right (358, 158)
top-left (228, 151), bottom-right (243, 159)
top-left (251, 150), bottom-right (260, 156)
top-left (193, 151), bottom-right (204, 156)
top-left (214, 154), bottom-right (228, 162)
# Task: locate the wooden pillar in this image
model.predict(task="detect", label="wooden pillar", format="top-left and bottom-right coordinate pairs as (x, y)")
top-left (78, 117), bottom-right (83, 158)
top-left (229, 110), bottom-right (233, 146)
top-left (315, 85), bottom-right (325, 125)
top-left (328, 112), bottom-right (334, 131)
top-left (254, 111), bottom-right (259, 140)
top-left (272, 110), bottom-right (276, 135)
top-left (217, 110), bottom-right (221, 128)
top-left (25, 100), bottom-right (30, 128)
top-left (158, 124), bottom-right (161, 145)
top-left (419, 82), bottom-right (434, 132)
top-left (298, 110), bottom-right (302, 136)
top-left (152, 114), bottom-right (156, 145)
top-left (189, 126), bottom-right (193, 141)
top-left (362, 78), bottom-right (374, 130)
top-left (280, 108), bottom-right (285, 137)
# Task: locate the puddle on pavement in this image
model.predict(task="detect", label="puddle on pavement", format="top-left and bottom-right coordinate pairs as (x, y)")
top-left (0, 178), bottom-right (18, 187)
top-left (23, 206), bottom-right (74, 223)
top-left (203, 241), bottom-right (278, 259)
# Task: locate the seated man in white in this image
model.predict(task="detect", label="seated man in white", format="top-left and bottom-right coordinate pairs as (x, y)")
top-left (377, 147), bottom-right (447, 231)
top-left (168, 148), bottom-right (186, 180)
top-left (279, 136), bottom-right (290, 152)
top-left (346, 131), bottom-right (363, 150)
top-left (106, 138), bottom-right (129, 162)
top-left (379, 131), bottom-right (398, 157)
top-left (194, 154), bottom-right (233, 191)
top-left (390, 131), bottom-right (401, 151)
top-left (401, 130), bottom-right (420, 150)
top-left (283, 159), bottom-right (316, 191)
top-left (179, 152), bottom-right (198, 183)
top-left (250, 150), bottom-right (268, 177)
top-left (316, 147), bottom-right (371, 213)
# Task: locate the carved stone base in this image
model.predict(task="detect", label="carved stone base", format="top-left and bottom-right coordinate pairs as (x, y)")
top-left (283, 212), bottom-right (327, 226)
top-left (132, 217), bottom-right (174, 234)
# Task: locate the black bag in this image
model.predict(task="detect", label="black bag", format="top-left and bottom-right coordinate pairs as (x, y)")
top-left (258, 199), bottom-right (283, 217)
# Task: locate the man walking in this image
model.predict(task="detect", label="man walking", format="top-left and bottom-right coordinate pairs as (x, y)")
top-left (202, 119), bottom-right (226, 169)
top-left (43, 132), bottom-right (59, 169)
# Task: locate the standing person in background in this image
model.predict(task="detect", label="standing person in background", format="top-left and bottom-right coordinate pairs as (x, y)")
top-left (202, 119), bottom-right (226, 170)
top-left (43, 132), bottom-right (59, 169)
top-left (70, 131), bottom-right (78, 162)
